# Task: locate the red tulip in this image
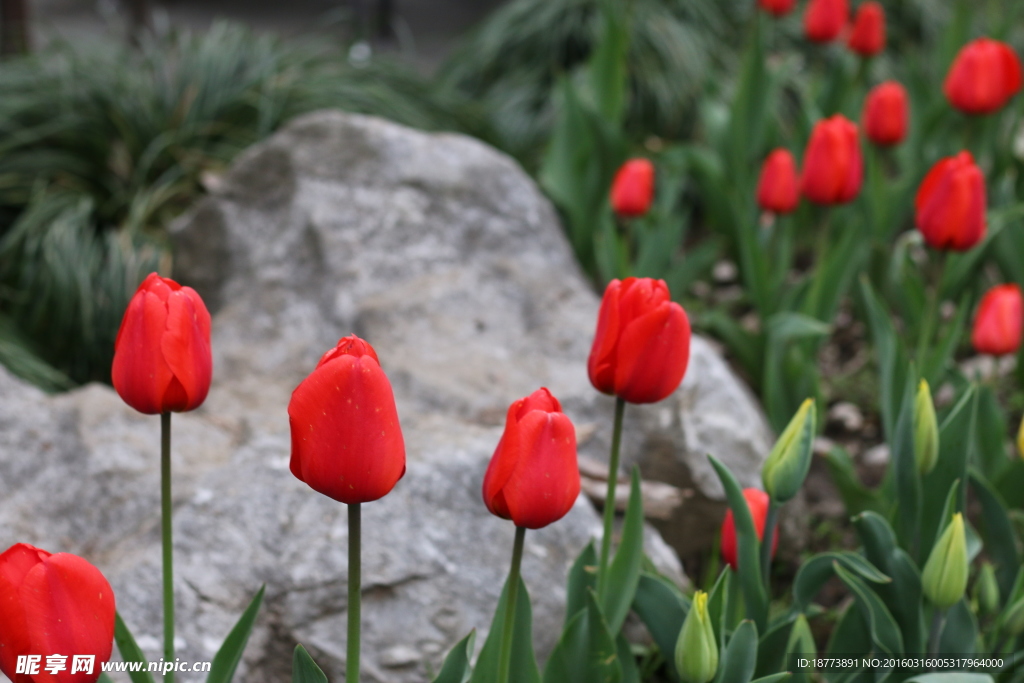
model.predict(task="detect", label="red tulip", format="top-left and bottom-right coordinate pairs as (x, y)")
top-left (482, 388), bottom-right (580, 529)
top-left (800, 115), bottom-right (863, 205)
top-left (756, 149), bottom-right (800, 214)
top-left (289, 335), bottom-right (406, 504)
top-left (945, 38), bottom-right (1023, 115)
top-left (846, 2), bottom-right (885, 57)
top-left (759, 0), bottom-right (796, 17)
top-left (805, 0), bottom-right (849, 43)
top-left (610, 158), bottom-right (655, 218)
top-left (720, 489), bottom-right (777, 571)
top-left (0, 544), bottom-right (115, 683)
top-left (112, 273), bottom-right (212, 415)
top-left (863, 81), bottom-right (909, 146)
top-left (915, 151), bottom-right (986, 251)
top-left (588, 277), bottom-right (691, 404)
top-left (972, 284), bottom-right (1023, 356)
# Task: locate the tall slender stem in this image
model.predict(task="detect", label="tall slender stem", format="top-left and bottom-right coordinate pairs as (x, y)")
top-left (497, 526), bottom-right (526, 683)
top-left (160, 412), bottom-right (175, 683)
top-left (598, 398), bottom-right (627, 596)
top-left (347, 503), bottom-right (362, 683)
top-left (761, 499), bottom-right (779, 587)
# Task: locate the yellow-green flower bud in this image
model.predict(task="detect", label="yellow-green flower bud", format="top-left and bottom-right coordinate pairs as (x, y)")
top-left (676, 591), bottom-right (718, 683)
top-left (922, 513), bottom-right (969, 609)
top-left (913, 380), bottom-right (939, 476)
top-left (975, 562), bottom-right (1000, 616)
top-left (762, 399), bottom-right (817, 503)
top-left (1001, 597), bottom-right (1024, 636)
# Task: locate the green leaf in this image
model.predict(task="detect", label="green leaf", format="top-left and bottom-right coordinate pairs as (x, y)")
top-left (754, 615), bottom-right (796, 678)
top-left (968, 469), bottom-right (1021, 600)
top-left (114, 612), bottom-right (156, 683)
top-left (470, 576), bottom-right (541, 683)
top-left (601, 467), bottom-right (645, 633)
top-left (937, 599), bottom-right (978, 656)
top-left (859, 277), bottom-right (909, 442)
top-left (586, 0), bottom-right (630, 126)
top-left (292, 645), bottom-right (328, 683)
top-left (431, 631), bottom-right (475, 683)
top-left (206, 585), bottom-right (265, 683)
top-left (542, 590), bottom-right (622, 683)
top-left (763, 315), bottom-right (829, 431)
top-left (632, 571), bottom-right (689, 681)
top-left (566, 542), bottom-right (598, 628)
top-left (974, 385), bottom-right (1009, 480)
top-left (708, 455), bottom-right (768, 633)
top-left (616, 632), bottom-right (640, 683)
top-left (825, 603), bottom-right (871, 667)
top-left (891, 370), bottom-right (921, 551)
top-left (832, 563), bottom-right (903, 658)
top-left (715, 620), bottom-right (758, 683)
top-left (793, 552), bottom-right (890, 611)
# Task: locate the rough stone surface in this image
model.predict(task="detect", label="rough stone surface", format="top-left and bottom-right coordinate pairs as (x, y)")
top-left (0, 111), bottom-right (775, 682)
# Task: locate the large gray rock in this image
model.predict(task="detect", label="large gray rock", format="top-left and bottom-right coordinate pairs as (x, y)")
top-left (0, 111), bottom-right (772, 682)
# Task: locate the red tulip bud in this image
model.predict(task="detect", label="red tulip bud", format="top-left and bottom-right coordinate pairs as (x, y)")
top-left (759, 0), bottom-right (796, 17)
top-left (945, 38), bottom-right (1023, 115)
top-left (847, 2), bottom-right (885, 57)
top-left (610, 158), bottom-right (655, 218)
top-left (756, 149), bottom-right (800, 214)
top-left (863, 81), bottom-right (909, 146)
top-left (482, 388), bottom-right (580, 529)
top-left (800, 115), bottom-right (863, 205)
top-left (0, 544), bottom-right (116, 683)
top-left (805, 0), bottom-right (849, 43)
top-left (915, 151), bottom-right (986, 252)
top-left (289, 335), bottom-right (406, 504)
top-left (720, 489), bottom-right (777, 571)
top-left (972, 284), bottom-right (1023, 356)
top-left (111, 272), bottom-right (212, 415)
top-left (588, 277), bottom-right (692, 404)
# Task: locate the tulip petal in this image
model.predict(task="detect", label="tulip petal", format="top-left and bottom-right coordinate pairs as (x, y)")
top-left (500, 411), bottom-right (580, 529)
top-left (587, 279), bottom-right (623, 394)
top-left (0, 548), bottom-right (35, 683)
top-left (111, 291), bottom-right (175, 415)
top-left (613, 302), bottom-right (691, 404)
top-left (161, 290), bottom-right (212, 411)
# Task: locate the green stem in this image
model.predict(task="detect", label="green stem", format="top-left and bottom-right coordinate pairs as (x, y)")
top-left (760, 500), bottom-right (779, 587)
top-left (348, 503), bottom-right (362, 683)
top-left (497, 526), bottom-right (526, 683)
top-left (160, 412), bottom-right (175, 683)
top-left (928, 609), bottom-right (946, 660)
top-left (598, 398), bottom-right (627, 596)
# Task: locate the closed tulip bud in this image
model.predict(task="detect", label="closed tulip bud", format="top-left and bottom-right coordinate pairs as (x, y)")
top-left (288, 335), bottom-right (406, 504)
top-left (0, 543), bottom-right (116, 683)
top-left (675, 591), bottom-right (718, 683)
top-left (757, 149), bottom-right (800, 214)
top-left (759, 0), bottom-right (796, 17)
top-left (482, 388), bottom-right (580, 529)
top-left (588, 277), bottom-right (691, 404)
top-left (1002, 597), bottom-right (1024, 636)
top-left (720, 488), bottom-right (778, 570)
top-left (944, 38), bottom-right (1023, 115)
top-left (863, 81), bottom-right (909, 147)
top-left (922, 513), bottom-right (968, 609)
top-left (800, 115), bottom-right (863, 205)
top-left (915, 152), bottom-right (986, 251)
top-left (913, 379), bottom-right (939, 476)
top-left (111, 272), bottom-right (212, 415)
top-left (762, 399), bottom-right (817, 503)
top-left (972, 284), bottom-right (1023, 356)
top-left (975, 562), bottom-right (1000, 616)
top-left (846, 2), bottom-right (885, 57)
top-left (610, 158), bottom-right (655, 218)
top-left (804, 0), bottom-right (849, 43)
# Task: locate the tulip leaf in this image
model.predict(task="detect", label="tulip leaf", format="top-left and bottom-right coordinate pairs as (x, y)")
top-left (968, 469), bottom-right (1021, 600)
top-left (753, 615), bottom-right (796, 678)
top-left (566, 541), bottom-right (598, 628)
top-left (832, 562), bottom-right (903, 658)
top-left (708, 454), bottom-right (768, 633)
top-left (542, 589), bottom-right (622, 683)
top-left (430, 631), bottom-right (475, 683)
top-left (586, 0), bottom-right (629, 127)
top-left (632, 571), bottom-right (689, 681)
top-left (206, 585), bottom-right (265, 683)
top-left (114, 612), bottom-right (156, 683)
top-left (937, 599), bottom-right (978, 656)
top-left (616, 632), bottom-right (641, 683)
top-left (920, 385), bottom-right (976, 556)
top-left (291, 645), bottom-right (328, 683)
top-left (601, 467), bottom-right (645, 633)
top-left (470, 575), bottom-right (540, 683)
top-left (825, 602), bottom-right (871, 666)
top-left (793, 552), bottom-right (889, 611)
top-left (859, 277), bottom-right (909, 442)
top-left (919, 293), bottom-right (969, 387)
top-left (715, 620), bottom-right (758, 683)
top-left (891, 369), bottom-right (921, 552)
top-left (974, 385), bottom-right (1010, 481)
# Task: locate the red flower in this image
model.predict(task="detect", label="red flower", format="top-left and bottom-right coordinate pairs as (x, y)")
top-left (756, 149), bottom-right (800, 214)
top-left (720, 489), bottom-right (777, 571)
top-left (805, 0), bottom-right (849, 43)
top-left (759, 0), bottom-right (796, 17)
top-left (112, 273), bottom-right (212, 415)
top-left (915, 151), bottom-right (986, 251)
top-left (289, 335), bottom-right (406, 504)
top-left (0, 544), bottom-right (115, 683)
top-left (847, 2), bottom-right (885, 57)
top-left (972, 284), bottom-right (1023, 356)
top-left (800, 115), bottom-right (863, 205)
top-left (944, 38), bottom-right (1023, 115)
top-left (863, 81), bottom-right (909, 146)
top-left (588, 278), bottom-right (691, 404)
top-left (610, 158), bottom-right (655, 218)
top-left (482, 389), bottom-right (580, 530)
